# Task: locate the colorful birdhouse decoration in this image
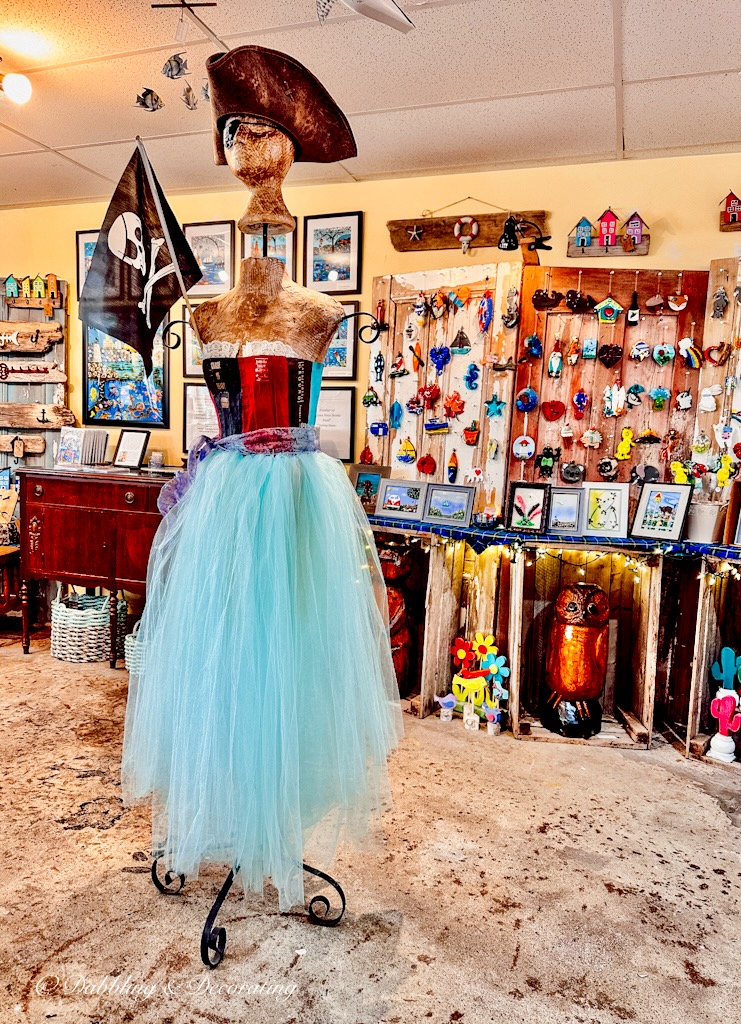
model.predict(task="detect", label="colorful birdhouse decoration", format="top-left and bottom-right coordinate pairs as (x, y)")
top-left (20, 276), bottom-right (31, 299)
top-left (573, 217), bottom-right (593, 247)
top-left (31, 274), bottom-right (46, 299)
top-left (623, 211), bottom-right (648, 246)
top-left (4, 275), bottom-right (19, 298)
top-left (46, 274), bottom-right (58, 299)
top-left (597, 209), bottom-right (618, 247)
top-left (720, 191), bottom-right (741, 230)
top-left (594, 297), bottom-right (623, 323)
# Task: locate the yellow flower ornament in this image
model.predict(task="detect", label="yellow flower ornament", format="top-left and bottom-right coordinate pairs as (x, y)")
top-left (473, 632), bottom-right (497, 659)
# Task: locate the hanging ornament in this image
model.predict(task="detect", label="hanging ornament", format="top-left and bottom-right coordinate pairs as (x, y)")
top-left (409, 342), bottom-right (424, 371)
top-left (668, 273), bottom-right (688, 311)
top-left (635, 428), bottom-right (661, 445)
top-left (449, 285), bottom-right (472, 309)
top-left (704, 342), bottom-right (733, 366)
top-left (406, 393), bottom-right (424, 416)
top-left (565, 289), bottom-right (595, 313)
top-left (444, 391), bottom-right (466, 419)
top-left (670, 461), bottom-right (690, 484)
top-left (630, 464), bottom-right (660, 484)
top-left (652, 343), bottom-right (675, 367)
top-left (566, 337), bottom-right (580, 366)
top-left (515, 387), bottom-right (538, 412)
top-left (362, 386), bottom-right (381, 407)
top-left (417, 453), bottom-right (436, 475)
top-left (626, 383), bottom-right (645, 407)
top-left (429, 345), bottom-right (451, 376)
top-left (389, 400), bottom-right (404, 429)
top-left (420, 382), bottom-right (441, 408)
top-left (414, 292), bottom-right (428, 327)
top-left (648, 386), bottom-right (672, 410)
top-left (532, 288), bottom-right (564, 310)
top-left (359, 445), bottom-right (374, 464)
top-left (580, 428), bottom-right (603, 449)
top-left (451, 328), bottom-right (471, 355)
top-left (448, 450), bottom-right (459, 483)
top-left (453, 216), bottom-right (479, 253)
top-left (675, 389), bottom-right (692, 411)
top-left (582, 337), bottom-right (598, 359)
top-left (430, 290), bottom-right (448, 319)
top-left (542, 400), bottom-right (566, 422)
top-left (626, 290), bottom-right (640, 325)
top-left (594, 297), bottom-right (623, 323)
top-left (404, 322), bottom-right (417, 343)
top-left (598, 344), bottom-right (623, 368)
top-left (660, 429), bottom-right (680, 463)
top-left (561, 422), bottom-right (574, 445)
top-left (561, 461), bottom-right (585, 483)
top-left (614, 428), bottom-right (635, 461)
top-left (629, 339), bottom-right (650, 361)
top-left (487, 439), bottom-right (498, 460)
top-left (389, 353), bottom-right (410, 377)
top-left (548, 348), bottom-right (563, 378)
top-left (463, 363), bottom-right (480, 390)
top-left (646, 273), bottom-right (664, 310)
top-left (424, 417), bottom-right (449, 435)
top-left (535, 446), bottom-right (561, 478)
top-left (369, 421), bottom-right (389, 436)
top-left (678, 336), bottom-right (703, 368)
top-left (692, 431), bottom-right (711, 454)
top-left (711, 287), bottom-right (729, 319)
top-left (522, 334), bottom-right (542, 359)
top-left (597, 457), bottom-right (620, 481)
top-left (485, 392), bottom-right (506, 417)
top-left (699, 384), bottom-right (723, 412)
top-left (373, 353), bottom-right (385, 382)
top-left (502, 287), bottom-right (519, 328)
top-left (512, 435), bottom-right (536, 460)
top-left (396, 437), bottom-right (417, 464)
top-left (463, 420), bottom-right (480, 446)
top-left (477, 289), bottom-right (493, 336)
top-left (603, 382), bottom-right (626, 417)
top-left (572, 388), bottom-right (590, 420)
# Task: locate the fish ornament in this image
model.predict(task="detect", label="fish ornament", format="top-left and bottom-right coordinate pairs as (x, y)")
top-left (181, 82), bottom-right (198, 110)
top-left (389, 401), bottom-right (404, 429)
top-left (201, 80), bottom-right (210, 102)
top-left (162, 52), bottom-right (189, 79)
top-left (414, 292), bottom-right (428, 327)
top-left (135, 88), bottom-right (164, 111)
top-left (373, 353), bottom-right (385, 382)
top-left (447, 450), bottom-right (459, 483)
top-left (477, 290), bottom-right (493, 337)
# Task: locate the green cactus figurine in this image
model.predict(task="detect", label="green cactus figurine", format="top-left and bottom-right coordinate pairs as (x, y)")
top-left (710, 647), bottom-right (741, 690)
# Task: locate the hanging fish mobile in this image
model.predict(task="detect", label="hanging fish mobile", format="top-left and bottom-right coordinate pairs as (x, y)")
top-left (181, 82), bottom-right (198, 110)
top-left (136, 88), bottom-right (164, 111)
top-left (162, 52), bottom-right (189, 79)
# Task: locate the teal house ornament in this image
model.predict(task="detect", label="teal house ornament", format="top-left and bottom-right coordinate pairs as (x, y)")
top-left (594, 297), bottom-right (623, 324)
top-left (573, 217), bottom-right (594, 248)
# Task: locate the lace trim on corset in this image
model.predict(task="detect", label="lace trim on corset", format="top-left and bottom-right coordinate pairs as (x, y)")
top-left (201, 341), bottom-right (240, 360)
top-left (241, 340), bottom-right (304, 360)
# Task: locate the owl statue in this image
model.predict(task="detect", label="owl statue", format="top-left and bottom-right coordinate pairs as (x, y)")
top-left (540, 582), bottom-right (609, 738)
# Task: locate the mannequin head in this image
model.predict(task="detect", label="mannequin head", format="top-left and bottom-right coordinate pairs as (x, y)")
top-left (223, 116), bottom-right (296, 236)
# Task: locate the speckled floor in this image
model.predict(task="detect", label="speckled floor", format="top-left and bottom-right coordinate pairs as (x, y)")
top-left (0, 630), bottom-right (739, 1024)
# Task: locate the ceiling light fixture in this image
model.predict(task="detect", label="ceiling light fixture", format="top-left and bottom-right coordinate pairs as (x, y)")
top-left (0, 29), bottom-right (52, 59)
top-left (0, 58), bottom-right (32, 104)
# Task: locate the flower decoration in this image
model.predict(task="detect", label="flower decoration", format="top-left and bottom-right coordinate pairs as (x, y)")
top-left (450, 637), bottom-right (475, 670)
top-left (473, 633), bottom-right (497, 659)
top-left (482, 651), bottom-right (510, 680)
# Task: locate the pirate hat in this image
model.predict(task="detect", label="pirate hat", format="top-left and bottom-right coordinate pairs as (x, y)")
top-left (206, 45), bottom-right (357, 165)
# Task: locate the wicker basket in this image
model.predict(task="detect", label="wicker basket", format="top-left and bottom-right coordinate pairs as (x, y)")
top-left (124, 620), bottom-right (145, 677)
top-left (50, 584), bottom-right (128, 663)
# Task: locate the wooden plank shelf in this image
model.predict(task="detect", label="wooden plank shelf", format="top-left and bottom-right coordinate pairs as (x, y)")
top-left (5, 295), bottom-right (63, 309)
top-left (0, 403), bottom-right (75, 430)
top-left (386, 211), bottom-right (547, 252)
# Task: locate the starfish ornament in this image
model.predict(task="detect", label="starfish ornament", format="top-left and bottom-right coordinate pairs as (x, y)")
top-left (485, 393), bottom-right (506, 417)
top-left (407, 224), bottom-right (423, 242)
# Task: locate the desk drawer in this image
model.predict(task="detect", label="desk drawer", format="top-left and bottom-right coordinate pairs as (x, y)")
top-left (26, 477), bottom-right (162, 513)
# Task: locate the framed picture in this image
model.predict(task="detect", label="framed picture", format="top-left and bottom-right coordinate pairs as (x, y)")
top-left (377, 479), bottom-right (428, 521)
top-left (323, 302), bottom-right (359, 379)
top-left (548, 487), bottom-right (584, 535)
top-left (583, 483), bottom-right (630, 538)
top-left (83, 324), bottom-right (169, 428)
top-left (506, 482), bottom-right (550, 533)
top-left (422, 484), bottom-right (476, 528)
top-left (112, 429), bottom-right (150, 469)
top-left (241, 228), bottom-right (297, 280)
top-left (76, 230), bottom-right (99, 299)
top-left (183, 383), bottom-right (219, 453)
top-left (630, 483), bottom-right (693, 542)
top-left (316, 386), bottom-right (355, 462)
top-left (348, 464), bottom-right (391, 514)
top-left (184, 221), bottom-right (234, 296)
top-left (304, 211), bottom-right (363, 294)
top-left (181, 303), bottom-right (202, 378)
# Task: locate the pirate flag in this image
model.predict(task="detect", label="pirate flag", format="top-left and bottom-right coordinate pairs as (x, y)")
top-left (79, 143), bottom-right (201, 376)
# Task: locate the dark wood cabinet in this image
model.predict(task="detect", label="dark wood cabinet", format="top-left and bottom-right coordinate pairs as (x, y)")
top-left (18, 468), bottom-right (168, 666)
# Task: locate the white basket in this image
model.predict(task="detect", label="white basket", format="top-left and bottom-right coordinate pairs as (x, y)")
top-left (124, 620), bottom-right (145, 677)
top-left (50, 584), bottom-right (127, 663)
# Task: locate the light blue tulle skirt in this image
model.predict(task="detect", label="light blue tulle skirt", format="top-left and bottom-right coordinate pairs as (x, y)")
top-left (121, 446), bottom-right (403, 910)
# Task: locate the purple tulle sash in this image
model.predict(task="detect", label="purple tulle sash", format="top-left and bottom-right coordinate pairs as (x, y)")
top-left (157, 425), bottom-right (320, 516)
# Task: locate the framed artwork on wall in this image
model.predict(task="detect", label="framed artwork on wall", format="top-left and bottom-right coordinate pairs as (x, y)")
top-left (303, 211), bottom-right (363, 294)
top-left (582, 482), bottom-right (630, 538)
top-left (376, 479), bottom-right (428, 521)
top-left (183, 221), bottom-right (234, 296)
top-left (183, 383), bottom-right (219, 453)
top-left (181, 303), bottom-right (202, 378)
top-left (76, 230), bottom-right (99, 299)
top-left (323, 302), bottom-right (359, 379)
top-left (83, 324), bottom-right (169, 428)
top-left (422, 484), bottom-right (476, 528)
top-left (315, 386), bottom-right (355, 462)
top-left (241, 228), bottom-right (297, 280)
top-left (629, 483), bottom-right (693, 542)
top-left (548, 487), bottom-right (584, 535)
top-left (348, 464), bottom-right (391, 514)
top-left (112, 429), bottom-right (151, 469)
top-left (506, 482), bottom-right (550, 533)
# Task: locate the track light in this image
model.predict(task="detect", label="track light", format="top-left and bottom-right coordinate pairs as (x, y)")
top-left (0, 59), bottom-right (32, 104)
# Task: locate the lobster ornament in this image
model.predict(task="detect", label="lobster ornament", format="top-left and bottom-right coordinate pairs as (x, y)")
top-left (540, 583), bottom-right (609, 738)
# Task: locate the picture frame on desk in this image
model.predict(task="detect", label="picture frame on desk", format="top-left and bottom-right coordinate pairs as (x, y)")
top-left (348, 464), bottom-right (391, 514)
top-left (112, 429), bottom-right (151, 469)
top-left (183, 383), bottom-right (219, 454)
top-left (548, 487), bottom-right (584, 536)
top-left (506, 481), bottom-right (550, 534)
top-left (82, 324), bottom-right (169, 428)
top-left (376, 479), bottom-right (428, 521)
top-left (316, 386), bottom-right (355, 462)
top-left (630, 482), bottom-right (693, 542)
top-left (422, 484), bottom-right (476, 528)
top-left (582, 482), bottom-right (630, 538)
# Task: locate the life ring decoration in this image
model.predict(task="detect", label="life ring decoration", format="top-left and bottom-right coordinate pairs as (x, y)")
top-left (454, 216), bottom-right (479, 253)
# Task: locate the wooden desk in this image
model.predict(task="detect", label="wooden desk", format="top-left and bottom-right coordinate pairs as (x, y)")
top-left (18, 468), bottom-right (168, 666)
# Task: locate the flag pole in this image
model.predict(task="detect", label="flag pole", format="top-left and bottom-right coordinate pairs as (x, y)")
top-left (136, 137), bottom-right (204, 349)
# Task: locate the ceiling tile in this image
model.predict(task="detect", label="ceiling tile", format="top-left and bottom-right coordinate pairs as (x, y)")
top-left (0, 123), bottom-right (44, 155)
top-left (624, 73), bottom-right (741, 152)
top-left (0, 150), bottom-right (115, 206)
top-left (622, 0), bottom-right (741, 80)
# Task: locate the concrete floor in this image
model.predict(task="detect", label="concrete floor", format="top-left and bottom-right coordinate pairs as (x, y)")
top-left (0, 630), bottom-right (739, 1024)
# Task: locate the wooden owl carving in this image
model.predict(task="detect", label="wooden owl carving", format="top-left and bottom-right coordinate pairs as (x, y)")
top-left (544, 583), bottom-right (609, 700)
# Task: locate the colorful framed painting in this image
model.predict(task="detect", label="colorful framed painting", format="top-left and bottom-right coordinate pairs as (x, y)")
top-left (348, 464), bottom-right (391, 514)
top-left (506, 482), bottom-right (550, 533)
top-left (376, 479), bottom-right (428, 521)
top-left (183, 221), bottom-right (234, 296)
top-left (112, 429), bottom-right (150, 469)
top-left (241, 228), bottom-right (297, 280)
top-left (181, 303), bottom-right (202, 378)
top-left (304, 211), bottom-right (363, 294)
top-left (183, 383), bottom-right (219, 453)
top-left (323, 301), bottom-right (359, 379)
top-left (316, 386), bottom-right (355, 462)
top-left (583, 482), bottom-right (630, 538)
top-left (83, 325), bottom-right (169, 428)
top-left (548, 487), bottom-right (584, 536)
top-left (422, 484), bottom-right (476, 528)
top-left (76, 230), bottom-right (99, 299)
top-left (630, 483), bottom-right (693, 542)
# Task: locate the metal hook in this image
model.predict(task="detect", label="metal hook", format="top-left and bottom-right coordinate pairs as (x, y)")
top-left (160, 318), bottom-right (185, 351)
top-left (342, 310), bottom-right (388, 345)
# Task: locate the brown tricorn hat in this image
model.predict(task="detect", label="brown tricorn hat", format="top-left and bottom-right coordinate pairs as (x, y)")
top-left (206, 45), bottom-right (357, 165)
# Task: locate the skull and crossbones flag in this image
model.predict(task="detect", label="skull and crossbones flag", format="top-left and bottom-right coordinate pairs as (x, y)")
top-left (78, 143), bottom-right (201, 376)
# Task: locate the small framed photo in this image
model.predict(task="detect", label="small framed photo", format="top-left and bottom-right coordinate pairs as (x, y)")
top-left (630, 482), bottom-right (693, 542)
top-left (548, 487), bottom-right (584, 535)
top-left (181, 303), bottom-right (202, 378)
top-left (241, 228), bottom-right (297, 280)
top-left (422, 484), bottom-right (476, 528)
top-left (112, 429), bottom-right (150, 469)
top-left (506, 482), bottom-right (550, 533)
top-left (348, 464), bottom-right (391, 514)
top-left (183, 383), bottom-right (219, 453)
top-left (304, 211), bottom-right (363, 294)
top-left (323, 302), bottom-right (359, 379)
top-left (316, 386), bottom-right (355, 462)
top-left (377, 479), bottom-right (428, 521)
top-left (184, 221), bottom-right (235, 296)
top-left (76, 229), bottom-right (99, 299)
top-left (583, 482), bottom-right (630, 538)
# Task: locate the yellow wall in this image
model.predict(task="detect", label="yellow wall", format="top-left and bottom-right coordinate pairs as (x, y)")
top-left (1, 151), bottom-right (740, 463)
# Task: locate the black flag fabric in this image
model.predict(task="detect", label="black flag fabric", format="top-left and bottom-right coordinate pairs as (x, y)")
top-left (78, 145), bottom-right (201, 376)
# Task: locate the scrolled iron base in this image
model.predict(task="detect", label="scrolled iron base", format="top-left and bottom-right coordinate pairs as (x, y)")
top-left (151, 856), bottom-right (185, 895)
